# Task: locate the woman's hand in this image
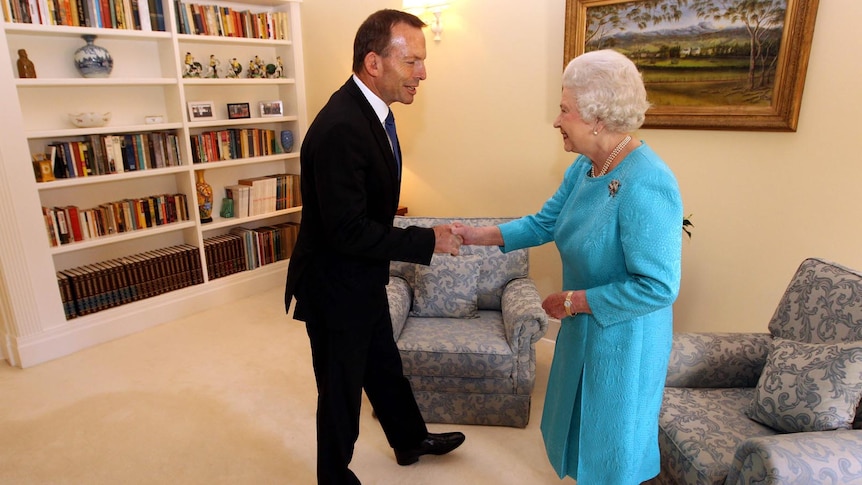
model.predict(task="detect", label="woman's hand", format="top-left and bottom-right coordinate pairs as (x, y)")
top-left (542, 292), bottom-right (569, 320)
top-left (542, 290), bottom-right (588, 320)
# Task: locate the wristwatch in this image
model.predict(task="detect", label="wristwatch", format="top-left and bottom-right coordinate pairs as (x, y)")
top-left (563, 291), bottom-right (574, 317)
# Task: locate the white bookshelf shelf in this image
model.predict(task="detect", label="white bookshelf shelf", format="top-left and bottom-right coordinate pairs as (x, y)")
top-left (201, 206), bottom-right (301, 231)
top-left (35, 165), bottom-right (189, 190)
top-left (27, 123), bottom-right (186, 139)
top-left (49, 220), bottom-right (197, 255)
top-left (17, 78), bottom-right (178, 87)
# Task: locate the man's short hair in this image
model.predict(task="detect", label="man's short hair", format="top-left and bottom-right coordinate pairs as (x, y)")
top-left (352, 9), bottom-right (426, 74)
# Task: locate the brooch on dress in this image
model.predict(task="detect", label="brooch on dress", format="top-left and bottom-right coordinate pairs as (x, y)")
top-left (608, 179), bottom-right (621, 197)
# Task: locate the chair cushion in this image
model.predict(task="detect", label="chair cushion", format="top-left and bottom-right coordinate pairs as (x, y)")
top-left (658, 387), bottom-right (777, 485)
top-left (746, 337), bottom-right (862, 433)
top-left (410, 254), bottom-right (480, 318)
top-left (397, 310), bottom-right (514, 380)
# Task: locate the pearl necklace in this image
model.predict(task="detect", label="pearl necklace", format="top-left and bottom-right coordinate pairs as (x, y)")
top-left (592, 135), bottom-right (632, 178)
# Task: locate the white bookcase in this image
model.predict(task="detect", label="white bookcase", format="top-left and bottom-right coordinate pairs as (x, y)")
top-left (0, 0), bottom-right (307, 367)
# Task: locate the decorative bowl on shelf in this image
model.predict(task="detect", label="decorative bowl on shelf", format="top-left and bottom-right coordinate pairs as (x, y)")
top-left (69, 112), bottom-right (111, 128)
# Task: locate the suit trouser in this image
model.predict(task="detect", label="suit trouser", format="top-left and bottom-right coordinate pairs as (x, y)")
top-left (301, 281), bottom-right (427, 485)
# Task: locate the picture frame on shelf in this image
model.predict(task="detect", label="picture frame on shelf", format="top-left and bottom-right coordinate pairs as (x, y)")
top-left (563, 0), bottom-right (819, 131)
top-left (187, 101), bottom-right (215, 121)
top-left (260, 100), bottom-right (284, 117)
top-left (227, 103), bottom-right (251, 119)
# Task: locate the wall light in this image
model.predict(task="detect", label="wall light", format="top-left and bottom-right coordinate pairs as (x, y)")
top-left (402, 0), bottom-right (450, 41)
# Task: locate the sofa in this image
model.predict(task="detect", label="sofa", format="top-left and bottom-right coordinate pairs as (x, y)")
top-left (651, 258), bottom-right (862, 484)
top-left (386, 216), bottom-right (548, 428)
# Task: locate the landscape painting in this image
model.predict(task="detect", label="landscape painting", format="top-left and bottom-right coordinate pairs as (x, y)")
top-left (563, 0), bottom-right (819, 131)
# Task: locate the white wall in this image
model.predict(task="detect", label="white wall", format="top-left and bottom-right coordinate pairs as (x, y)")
top-left (302, 0), bottom-right (862, 334)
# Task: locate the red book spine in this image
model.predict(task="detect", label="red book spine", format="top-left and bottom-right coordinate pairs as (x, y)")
top-left (65, 205), bottom-right (83, 241)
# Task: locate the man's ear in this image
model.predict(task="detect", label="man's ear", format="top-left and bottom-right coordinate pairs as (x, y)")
top-left (364, 52), bottom-right (381, 77)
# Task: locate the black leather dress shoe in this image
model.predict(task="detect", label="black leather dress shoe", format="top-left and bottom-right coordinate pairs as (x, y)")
top-left (394, 432), bottom-right (466, 466)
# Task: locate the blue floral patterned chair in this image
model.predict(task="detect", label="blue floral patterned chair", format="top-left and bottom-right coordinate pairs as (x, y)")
top-left (651, 258), bottom-right (862, 484)
top-left (387, 216), bottom-right (548, 428)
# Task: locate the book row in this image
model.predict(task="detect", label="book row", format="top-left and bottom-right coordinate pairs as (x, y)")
top-left (190, 128), bottom-right (283, 164)
top-left (223, 172), bottom-right (300, 218)
top-left (43, 192), bottom-right (190, 246)
top-left (4, 0), bottom-right (166, 30)
top-left (203, 222), bottom-right (297, 279)
top-left (174, 0), bottom-right (289, 40)
top-left (43, 132), bottom-right (182, 182)
top-left (57, 243), bottom-right (203, 319)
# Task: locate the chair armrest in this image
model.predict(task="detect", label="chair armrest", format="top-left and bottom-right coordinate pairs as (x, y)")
top-left (386, 276), bottom-right (412, 340)
top-left (665, 332), bottom-right (771, 388)
top-left (501, 277), bottom-right (549, 395)
top-left (726, 430), bottom-right (862, 484)
top-left (501, 278), bottom-right (549, 349)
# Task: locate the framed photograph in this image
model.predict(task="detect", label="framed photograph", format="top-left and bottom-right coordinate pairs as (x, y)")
top-left (259, 100), bottom-right (284, 118)
top-left (187, 101), bottom-right (215, 121)
top-left (563, 0), bottom-right (820, 131)
top-left (227, 102), bottom-right (251, 120)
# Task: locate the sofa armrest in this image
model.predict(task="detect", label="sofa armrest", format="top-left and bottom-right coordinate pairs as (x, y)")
top-left (501, 278), bottom-right (549, 348)
top-left (726, 430), bottom-right (862, 484)
top-left (386, 276), bottom-right (412, 340)
top-left (665, 332), bottom-right (771, 388)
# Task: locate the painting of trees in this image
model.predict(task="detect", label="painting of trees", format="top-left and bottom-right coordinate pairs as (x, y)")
top-left (564, 0), bottom-right (819, 130)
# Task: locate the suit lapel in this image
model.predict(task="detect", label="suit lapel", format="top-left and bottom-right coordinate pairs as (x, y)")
top-left (344, 80), bottom-right (401, 188)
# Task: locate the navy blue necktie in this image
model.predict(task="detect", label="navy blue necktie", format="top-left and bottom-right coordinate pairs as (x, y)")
top-left (384, 110), bottom-right (402, 178)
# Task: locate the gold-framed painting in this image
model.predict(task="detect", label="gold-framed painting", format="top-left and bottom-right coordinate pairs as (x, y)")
top-left (563, 0), bottom-right (820, 131)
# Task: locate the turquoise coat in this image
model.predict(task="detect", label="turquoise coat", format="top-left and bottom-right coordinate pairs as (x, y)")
top-left (499, 143), bottom-right (682, 484)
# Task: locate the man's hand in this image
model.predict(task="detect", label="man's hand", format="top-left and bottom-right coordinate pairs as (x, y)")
top-left (451, 223), bottom-right (504, 246)
top-left (433, 224), bottom-right (463, 256)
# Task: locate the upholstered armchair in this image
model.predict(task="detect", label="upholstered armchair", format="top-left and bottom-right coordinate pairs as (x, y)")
top-left (651, 258), bottom-right (862, 484)
top-left (386, 216), bottom-right (548, 428)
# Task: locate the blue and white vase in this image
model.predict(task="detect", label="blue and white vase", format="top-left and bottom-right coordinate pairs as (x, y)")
top-left (74, 35), bottom-right (113, 78)
top-left (280, 130), bottom-right (294, 153)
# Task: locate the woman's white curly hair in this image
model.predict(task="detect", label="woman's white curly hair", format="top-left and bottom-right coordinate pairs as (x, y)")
top-left (562, 49), bottom-right (650, 133)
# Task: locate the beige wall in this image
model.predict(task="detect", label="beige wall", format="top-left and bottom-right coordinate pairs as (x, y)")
top-left (301, 0), bottom-right (862, 334)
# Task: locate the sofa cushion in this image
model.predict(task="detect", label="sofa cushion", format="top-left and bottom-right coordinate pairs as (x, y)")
top-left (768, 258), bottom-right (862, 345)
top-left (658, 387), bottom-right (776, 484)
top-left (410, 254), bottom-right (481, 318)
top-left (746, 338), bottom-right (862, 433)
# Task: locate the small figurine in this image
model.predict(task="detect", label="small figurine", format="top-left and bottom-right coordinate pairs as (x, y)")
top-left (225, 57), bottom-right (242, 78)
top-left (183, 52), bottom-right (202, 78)
top-left (265, 56), bottom-right (284, 79)
top-left (206, 54), bottom-right (220, 79)
top-left (17, 49), bottom-right (36, 78)
top-left (247, 57), bottom-right (265, 78)
top-left (246, 55), bottom-right (266, 78)
top-left (273, 56), bottom-right (284, 78)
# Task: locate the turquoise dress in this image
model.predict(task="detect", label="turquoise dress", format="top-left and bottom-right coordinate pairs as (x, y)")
top-left (499, 143), bottom-right (682, 484)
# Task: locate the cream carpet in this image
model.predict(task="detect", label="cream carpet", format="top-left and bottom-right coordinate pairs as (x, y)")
top-left (0, 286), bottom-right (573, 484)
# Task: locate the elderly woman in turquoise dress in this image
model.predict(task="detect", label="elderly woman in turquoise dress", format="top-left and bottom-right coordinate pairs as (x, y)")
top-left (453, 49), bottom-right (682, 484)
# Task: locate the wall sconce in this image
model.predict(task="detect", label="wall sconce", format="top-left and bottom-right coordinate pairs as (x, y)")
top-left (402, 0), bottom-right (450, 41)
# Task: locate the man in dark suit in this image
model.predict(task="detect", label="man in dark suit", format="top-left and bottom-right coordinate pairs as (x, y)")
top-left (284, 9), bottom-right (465, 485)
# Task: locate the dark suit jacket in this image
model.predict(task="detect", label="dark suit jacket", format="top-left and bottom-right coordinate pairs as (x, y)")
top-left (284, 77), bottom-right (435, 318)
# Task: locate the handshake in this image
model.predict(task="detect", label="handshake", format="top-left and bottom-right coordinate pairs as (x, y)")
top-left (432, 224), bottom-right (463, 256)
top-left (432, 223), bottom-right (489, 256)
